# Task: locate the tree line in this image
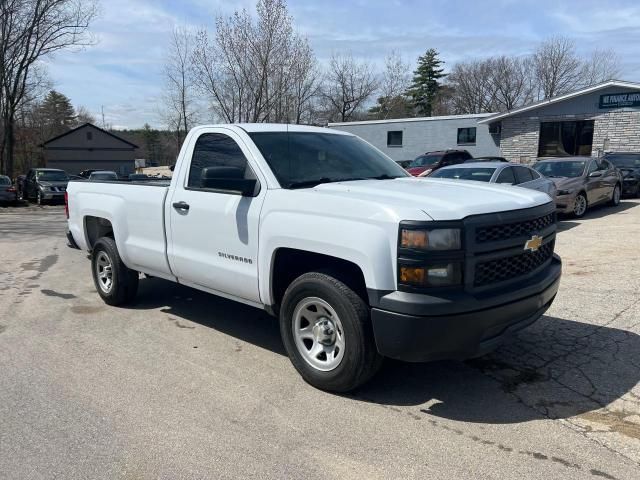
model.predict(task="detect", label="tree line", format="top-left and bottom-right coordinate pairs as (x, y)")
top-left (162, 0), bottom-right (620, 145)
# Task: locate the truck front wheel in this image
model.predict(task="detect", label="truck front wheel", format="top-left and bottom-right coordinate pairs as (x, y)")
top-left (279, 272), bottom-right (382, 392)
top-left (91, 237), bottom-right (139, 306)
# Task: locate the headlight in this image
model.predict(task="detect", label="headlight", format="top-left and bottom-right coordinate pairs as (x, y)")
top-left (400, 263), bottom-right (462, 287)
top-left (557, 189), bottom-right (573, 196)
top-left (400, 228), bottom-right (461, 250)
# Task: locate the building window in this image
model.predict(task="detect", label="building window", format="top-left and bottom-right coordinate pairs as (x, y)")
top-left (457, 127), bottom-right (476, 145)
top-left (387, 131), bottom-right (403, 147)
top-left (538, 121), bottom-right (594, 157)
top-left (86, 131), bottom-right (93, 140)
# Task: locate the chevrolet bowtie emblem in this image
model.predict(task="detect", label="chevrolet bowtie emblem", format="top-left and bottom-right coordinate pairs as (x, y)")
top-left (524, 235), bottom-right (543, 252)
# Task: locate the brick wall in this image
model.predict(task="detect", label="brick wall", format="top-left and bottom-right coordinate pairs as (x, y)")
top-left (592, 111), bottom-right (640, 154)
top-left (499, 116), bottom-right (540, 162)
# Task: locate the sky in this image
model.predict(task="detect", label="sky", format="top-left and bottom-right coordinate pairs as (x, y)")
top-left (43, 0), bottom-right (640, 129)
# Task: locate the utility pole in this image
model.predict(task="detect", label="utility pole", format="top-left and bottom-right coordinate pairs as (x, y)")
top-left (101, 106), bottom-right (106, 128)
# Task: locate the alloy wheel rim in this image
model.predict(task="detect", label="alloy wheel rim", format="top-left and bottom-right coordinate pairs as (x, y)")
top-left (574, 195), bottom-right (586, 216)
top-left (292, 297), bottom-right (345, 372)
top-left (95, 251), bottom-right (113, 293)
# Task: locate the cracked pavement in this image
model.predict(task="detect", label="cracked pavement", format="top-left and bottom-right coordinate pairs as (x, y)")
top-left (0, 200), bottom-right (639, 479)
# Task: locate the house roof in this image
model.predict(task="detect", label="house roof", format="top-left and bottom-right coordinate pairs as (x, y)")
top-left (41, 122), bottom-right (139, 148)
top-left (478, 80), bottom-right (640, 124)
top-left (328, 113), bottom-right (497, 127)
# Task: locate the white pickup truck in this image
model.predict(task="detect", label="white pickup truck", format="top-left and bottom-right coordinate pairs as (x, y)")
top-left (66, 124), bottom-right (561, 392)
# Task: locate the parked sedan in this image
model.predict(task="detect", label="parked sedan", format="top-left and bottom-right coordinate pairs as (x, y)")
top-left (428, 162), bottom-right (556, 196)
top-left (533, 157), bottom-right (622, 218)
top-left (23, 168), bottom-right (69, 205)
top-left (0, 175), bottom-right (18, 205)
top-left (603, 152), bottom-right (640, 198)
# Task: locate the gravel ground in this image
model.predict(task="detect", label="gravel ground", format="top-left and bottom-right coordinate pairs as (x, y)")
top-left (0, 200), bottom-right (639, 479)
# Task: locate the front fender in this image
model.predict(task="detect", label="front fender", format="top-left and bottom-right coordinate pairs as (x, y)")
top-left (259, 211), bottom-right (397, 306)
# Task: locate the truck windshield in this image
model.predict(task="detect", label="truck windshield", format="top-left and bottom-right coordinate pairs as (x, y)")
top-left (431, 167), bottom-right (496, 182)
top-left (249, 132), bottom-right (408, 188)
top-left (533, 161), bottom-right (586, 178)
top-left (37, 171), bottom-right (68, 181)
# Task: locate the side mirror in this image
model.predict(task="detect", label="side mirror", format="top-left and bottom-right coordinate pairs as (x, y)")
top-left (201, 166), bottom-right (258, 196)
top-left (588, 171), bottom-right (603, 178)
top-left (169, 164), bottom-right (175, 172)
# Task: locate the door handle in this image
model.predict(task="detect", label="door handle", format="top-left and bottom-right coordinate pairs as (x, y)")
top-left (172, 201), bottom-right (190, 211)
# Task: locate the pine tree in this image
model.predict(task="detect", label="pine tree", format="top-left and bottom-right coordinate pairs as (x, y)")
top-left (39, 90), bottom-right (77, 137)
top-left (406, 49), bottom-right (446, 117)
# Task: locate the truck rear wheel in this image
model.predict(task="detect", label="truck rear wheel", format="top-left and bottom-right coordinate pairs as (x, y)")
top-left (91, 237), bottom-right (139, 306)
top-left (279, 272), bottom-right (382, 392)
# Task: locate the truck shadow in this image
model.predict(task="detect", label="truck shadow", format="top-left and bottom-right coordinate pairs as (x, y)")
top-left (133, 277), bottom-right (286, 355)
top-left (133, 278), bottom-right (639, 425)
top-left (353, 314), bottom-right (640, 426)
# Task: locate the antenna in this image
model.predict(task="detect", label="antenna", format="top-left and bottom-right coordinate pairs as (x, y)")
top-left (101, 106), bottom-right (106, 128)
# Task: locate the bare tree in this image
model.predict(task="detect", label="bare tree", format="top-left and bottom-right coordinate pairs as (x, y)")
top-left (447, 60), bottom-right (498, 114)
top-left (161, 27), bottom-right (198, 147)
top-left (370, 51), bottom-right (410, 119)
top-left (532, 36), bottom-right (582, 99)
top-left (191, 0), bottom-right (318, 124)
top-left (75, 105), bottom-right (95, 125)
top-left (321, 53), bottom-right (378, 122)
top-left (581, 48), bottom-right (621, 86)
top-left (0, 0), bottom-right (97, 177)
top-left (490, 55), bottom-right (536, 111)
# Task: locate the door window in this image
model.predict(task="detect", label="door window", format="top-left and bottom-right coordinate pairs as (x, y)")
top-left (187, 133), bottom-right (254, 190)
top-left (513, 166), bottom-right (534, 184)
top-left (496, 167), bottom-right (516, 184)
top-left (586, 161), bottom-right (598, 175)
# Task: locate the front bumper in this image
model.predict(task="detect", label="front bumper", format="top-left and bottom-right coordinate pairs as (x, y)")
top-left (554, 193), bottom-right (575, 213)
top-left (370, 255), bottom-right (561, 362)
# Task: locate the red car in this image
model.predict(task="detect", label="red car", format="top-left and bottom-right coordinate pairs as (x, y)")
top-left (406, 149), bottom-right (473, 176)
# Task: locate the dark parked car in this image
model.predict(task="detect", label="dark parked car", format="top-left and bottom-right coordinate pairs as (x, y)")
top-left (603, 152), bottom-right (640, 197)
top-left (406, 149), bottom-right (472, 176)
top-left (0, 175), bottom-right (18, 205)
top-left (23, 168), bottom-right (69, 205)
top-left (533, 157), bottom-right (622, 217)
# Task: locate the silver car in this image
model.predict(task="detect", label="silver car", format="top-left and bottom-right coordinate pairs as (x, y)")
top-left (428, 162), bottom-right (557, 197)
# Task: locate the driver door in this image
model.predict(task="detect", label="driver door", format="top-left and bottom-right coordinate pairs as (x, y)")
top-left (167, 130), bottom-right (266, 303)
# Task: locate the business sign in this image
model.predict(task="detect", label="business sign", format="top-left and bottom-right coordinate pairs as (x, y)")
top-left (599, 92), bottom-right (640, 109)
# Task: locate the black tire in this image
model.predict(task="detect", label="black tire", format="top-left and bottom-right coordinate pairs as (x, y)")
top-left (572, 192), bottom-right (588, 218)
top-left (609, 184), bottom-right (621, 206)
top-left (279, 272), bottom-right (382, 392)
top-left (91, 237), bottom-right (139, 306)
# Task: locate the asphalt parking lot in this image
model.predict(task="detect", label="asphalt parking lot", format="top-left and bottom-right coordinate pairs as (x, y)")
top-left (1, 200), bottom-right (639, 479)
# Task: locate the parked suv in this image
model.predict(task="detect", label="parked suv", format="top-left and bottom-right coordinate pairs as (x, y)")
top-left (23, 168), bottom-right (69, 205)
top-left (603, 152), bottom-right (640, 198)
top-left (533, 157), bottom-right (622, 217)
top-left (406, 150), bottom-right (472, 176)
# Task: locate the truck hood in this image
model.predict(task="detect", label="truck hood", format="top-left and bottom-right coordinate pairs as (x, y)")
top-left (312, 178), bottom-right (551, 221)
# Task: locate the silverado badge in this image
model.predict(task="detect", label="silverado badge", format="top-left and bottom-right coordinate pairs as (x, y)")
top-left (524, 235), bottom-right (543, 252)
